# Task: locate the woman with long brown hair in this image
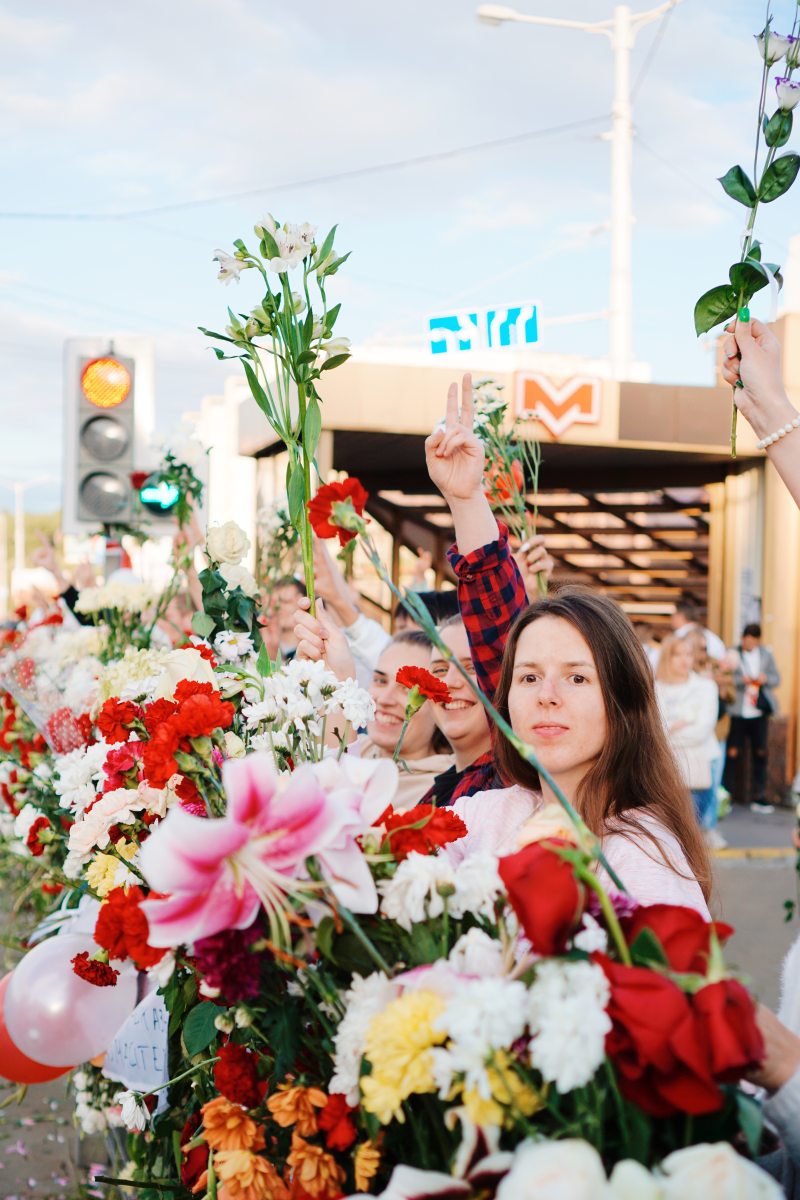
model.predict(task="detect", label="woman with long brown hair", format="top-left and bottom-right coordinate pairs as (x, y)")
top-left (425, 374), bottom-right (711, 911)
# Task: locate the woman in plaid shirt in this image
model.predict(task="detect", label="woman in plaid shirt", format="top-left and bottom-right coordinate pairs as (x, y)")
top-left (425, 375), bottom-right (711, 911)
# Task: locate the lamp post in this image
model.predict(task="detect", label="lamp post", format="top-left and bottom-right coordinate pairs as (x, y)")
top-left (477, 1), bottom-right (681, 381)
top-left (0, 476), bottom-right (55, 605)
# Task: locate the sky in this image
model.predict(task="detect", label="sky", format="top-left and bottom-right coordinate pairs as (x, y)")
top-left (1, 0), bottom-right (798, 512)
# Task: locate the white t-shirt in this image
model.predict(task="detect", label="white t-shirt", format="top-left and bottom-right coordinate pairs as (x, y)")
top-left (448, 785), bottom-right (710, 918)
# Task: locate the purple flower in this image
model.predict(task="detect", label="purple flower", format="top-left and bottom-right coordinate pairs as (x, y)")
top-left (588, 889), bottom-right (640, 921)
top-left (756, 29), bottom-right (794, 64)
top-left (193, 917), bottom-right (264, 1002)
top-left (776, 77), bottom-right (800, 112)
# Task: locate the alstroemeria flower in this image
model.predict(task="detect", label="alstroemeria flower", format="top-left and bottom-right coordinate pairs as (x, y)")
top-left (213, 250), bottom-right (252, 285)
top-left (776, 77), bottom-right (800, 111)
top-left (756, 29), bottom-right (793, 64)
top-left (139, 752), bottom-right (377, 947)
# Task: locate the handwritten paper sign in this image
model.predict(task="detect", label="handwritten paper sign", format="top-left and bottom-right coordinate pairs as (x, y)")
top-left (103, 989), bottom-right (170, 1114)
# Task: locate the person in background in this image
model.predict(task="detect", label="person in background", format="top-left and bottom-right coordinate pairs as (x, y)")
top-left (724, 623), bottom-right (781, 814)
top-left (633, 621), bottom-right (662, 671)
top-left (670, 600), bottom-right (726, 663)
top-left (423, 616), bottom-right (499, 807)
top-left (292, 601), bottom-right (454, 809)
top-left (31, 534), bottom-right (97, 626)
top-left (654, 634), bottom-right (720, 842)
top-left (269, 575), bottom-right (307, 660)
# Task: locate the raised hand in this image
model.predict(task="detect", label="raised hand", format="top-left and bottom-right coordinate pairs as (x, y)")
top-left (425, 374), bottom-right (485, 502)
top-left (721, 316), bottom-right (795, 440)
top-left (293, 597), bottom-right (357, 681)
top-left (513, 534), bottom-right (555, 602)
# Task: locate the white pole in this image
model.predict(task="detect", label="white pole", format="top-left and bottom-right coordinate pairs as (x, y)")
top-left (0, 511), bottom-right (7, 618)
top-left (609, 4), bottom-right (633, 381)
top-left (13, 483), bottom-right (25, 577)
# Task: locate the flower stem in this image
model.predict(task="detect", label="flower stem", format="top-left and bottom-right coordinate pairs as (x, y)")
top-left (578, 869), bottom-right (631, 965)
top-left (336, 904), bottom-right (391, 974)
top-left (392, 717), bottom-right (411, 763)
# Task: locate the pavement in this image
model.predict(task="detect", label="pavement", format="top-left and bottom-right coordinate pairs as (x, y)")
top-left (2, 802), bottom-right (799, 1198)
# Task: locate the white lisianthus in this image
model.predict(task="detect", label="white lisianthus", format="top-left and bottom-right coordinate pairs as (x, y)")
top-left (213, 249), bottom-right (251, 284)
top-left (218, 562), bottom-right (258, 597)
top-left (787, 35), bottom-right (800, 69)
top-left (497, 1139), bottom-right (608, 1200)
top-left (776, 77), bottom-right (800, 111)
top-left (379, 852), bottom-right (456, 931)
top-left (660, 1143), bottom-right (782, 1199)
top-left (214, 629), bottom-right (255, 662)
top-left (330, 972), bottom-right (398, 1104)
top-left (146, 951), bottom-right (176, 990)
top-left (76, 1103), bottom-right (108, 1135)
top-left (527, 960), bottom-right (611, 1093)
top-left (756, 29), bottom-right (794, 64)
top-left (206, 520), bottom-right (250, 565)
top-left (115, 1090), bottom-right (149, 1132)
top-left (448, 928), bottom-right (505, 977)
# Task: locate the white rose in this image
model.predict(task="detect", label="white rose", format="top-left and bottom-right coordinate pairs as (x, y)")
top-left (223, 732), bottom-right (246, 759)
top-left (660, 1144), bottom-right (782, 1199)
top-left (151, 647), bottom-right (217, 702)
top-left (218, 562), bottom-right (258, 597)
top-left (497, 1140), bottom-right (608, 1200)
top-left (609, 1160), bottom-right (663, 1199)
top-left (206, 521), bottom-right (250, 565)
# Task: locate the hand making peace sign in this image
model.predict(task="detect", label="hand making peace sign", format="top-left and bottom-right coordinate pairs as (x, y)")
top-left (424, 373), bottom-right (486, 502)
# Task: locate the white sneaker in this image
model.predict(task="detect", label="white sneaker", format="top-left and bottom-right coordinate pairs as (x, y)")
top-left (705, 828), bottom-right (728, 849)
top-left (750, 801), bottom-right (775, 814)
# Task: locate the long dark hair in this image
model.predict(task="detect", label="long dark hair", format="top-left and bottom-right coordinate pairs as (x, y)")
top-left (493, 586), bottom-right (711, 900)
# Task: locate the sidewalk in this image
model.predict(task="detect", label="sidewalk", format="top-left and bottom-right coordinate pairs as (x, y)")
top-left (715, 803), bottom-right (796, 856)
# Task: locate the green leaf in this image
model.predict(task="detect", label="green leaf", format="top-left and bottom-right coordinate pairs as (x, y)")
top-left (323, 251), bottom-right (352, 277)
top-left (256, 642), bottom-right (274, 677)
top-left (303, 396), bottom-right (322, 457)
top-left (319, 352), bottom-right (351, 372)
top-left (191, 611), bottom-right (216, 638)
top-left (326, 302), bottom-right (341, 332)
top-left (764, 109), bottom-right (793, 148)
top-left (693, 283), bottom-right (739, 336)
top-left (745, 240), bottom-right (762, 262)
top-left (629, 928), bottom-right (668, 967)
top-left (260, 229), bottom-right (282, 260)
top-left (233, 238), bottom-right (247, 254)
top-left (759, 152), bottom-right (800, 202)
top-left (243, 361), bottom-right (274, 420)
top-left (729, 259), bottom-right (783, 297)
top-left (296, 349), bottom-right (317, 365)
top-left (262, 1006), bottom-right (300, 1080)
top-left (287, 463), bottom-right (305, 524)
top-left (315, 916), bottom-right (335, 961)
top-left (736, 1089), bottom-right (763, 1155)
top-left (316, 224), bottom-right (338, 268)
top-left (718, 165), bottom-right (757, 207)
top-left (183, 1001), bottom-right (222, 1057)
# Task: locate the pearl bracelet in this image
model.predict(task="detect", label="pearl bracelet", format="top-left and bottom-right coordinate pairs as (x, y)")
top-left (757, 415), bottom-right (800, 450)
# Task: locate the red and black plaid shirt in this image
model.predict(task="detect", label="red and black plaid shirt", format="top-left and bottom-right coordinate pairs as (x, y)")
top-left (422, 750), bottom-right (499, 808)
top-left (446, 522), bottom-right (528, 703)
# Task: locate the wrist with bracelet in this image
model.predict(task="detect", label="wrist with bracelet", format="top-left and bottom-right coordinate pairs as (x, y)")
top-left (757, 413), bottom-right (800, 450)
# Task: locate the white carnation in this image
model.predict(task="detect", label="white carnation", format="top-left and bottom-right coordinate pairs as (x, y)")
top-left (330, 677), bottom-right (375, 728)
top-left (527, 960), bottom-right (611, 1093)
top-left (573, 913), bottom-right (608, 955)
top-left (53, 741), bottom-right (109, 815)
top-left (448, 852), bottom-right (502, 920)
top-left (434, 977), bottom-right (528, 1098)
top-left (378, 853), bottom-right (456, 931)
top-left (448, 928), bottom-right (505, 977)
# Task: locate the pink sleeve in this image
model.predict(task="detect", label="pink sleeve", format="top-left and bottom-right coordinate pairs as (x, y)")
top-left (599, 824), bottom-right (710, 918)
top-left (448, 787), bottom-right (538, 865)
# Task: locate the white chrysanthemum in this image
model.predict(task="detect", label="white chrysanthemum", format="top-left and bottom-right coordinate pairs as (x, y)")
top-left (75, 583), bottom-right (158, 615)
top-left (434, 977), bottom-right (528, 1098)
top-left (448, 927), bottom-right (505, 977)
top-left (115, 1090), bottom-right (149, 1132)
top-left (527, 960), bottom-right (611, 1093)
top-left (378, 852), bottom-right (456, 931)
top-left (213, 630), bottom-right (255, 662)
top-left (53, 741), bottom-right (109, 815)
top-left (98, 647), bottom-right (173, 703)
top-left (329, 677), bottom-right (375, 728)
top-left (330, 972), bottom-right (397, 1104)
top-left (448, 852), bottom-right (502, 920)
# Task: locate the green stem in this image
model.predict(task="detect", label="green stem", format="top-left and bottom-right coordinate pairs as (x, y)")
top-left (578, 868), bottom-right (631, 965)
top-left (296, 381), bottom-right (316, 615)
top-left (336, 904), bottom-right (391, 974)
top-left (392, 717), bottom-right (411, 763)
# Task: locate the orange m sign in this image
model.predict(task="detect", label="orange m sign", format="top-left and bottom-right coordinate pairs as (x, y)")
top-left (515, 374), bottom-right (601, 439)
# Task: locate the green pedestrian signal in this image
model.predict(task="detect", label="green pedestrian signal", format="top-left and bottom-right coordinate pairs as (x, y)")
top-left (138, 475), bottom-right (181, 516)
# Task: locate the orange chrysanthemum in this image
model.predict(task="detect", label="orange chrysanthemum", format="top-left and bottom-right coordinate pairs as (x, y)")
top-left (267, 1085), bottom-right (327, 1136)
top-left (286, 1133), bottom-right (346, 1200)
top-left (354, 1140), bottom-right (381, 1192)
top-left (214, 1149), bottom-right (288, 1200)
top-left (202, 1097), bottom-right (266, 1153)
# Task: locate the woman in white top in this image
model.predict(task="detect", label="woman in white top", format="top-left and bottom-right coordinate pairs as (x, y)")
top-left (426, 374), bottom-right (712, 915)
top-left (655, 634), bottom-right (720, 838)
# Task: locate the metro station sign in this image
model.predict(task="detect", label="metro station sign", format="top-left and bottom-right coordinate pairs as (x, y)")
top-left (516, 374), bottom-right (601, 439)
top-left (429, 303), bottom-right (538, 354)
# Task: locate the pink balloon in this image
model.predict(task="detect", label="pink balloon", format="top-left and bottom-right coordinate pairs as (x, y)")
top-left (5, 934), bottom-right (138, 1067)
top-left (0, 974), bottom-right (71, 1085)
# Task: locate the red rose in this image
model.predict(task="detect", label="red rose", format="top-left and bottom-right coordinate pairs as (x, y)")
top-left (623, 903), bottom-right (734, 974)
top-left (214, 1042), bottom-right (262, 1109)
top-left (693, 979), bottom-right (764, 1081)
top-left (381, 805), bottom-right (467, 861)
top-left (395, 666), bottom-right (452, 706)
top-left (94, 885), bottom-right (166, 970)
top-left (96, 698), bottom-right (143, 744)
top-left (318, 1094), bottom-right (357, 1151)
top-left (498, 840), bottom-right (586, 956)
top-left (598, 955), bottom-right (722, 1116)
top-left (307, 478), bottom-right (368, 546)
top-left (71, 951), bottom-right (119, 987)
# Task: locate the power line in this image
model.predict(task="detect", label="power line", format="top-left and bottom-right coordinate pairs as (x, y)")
top-left (631, 5), bottom-right (675, 101)
top-left (0, 115), bottom-right (609, 223)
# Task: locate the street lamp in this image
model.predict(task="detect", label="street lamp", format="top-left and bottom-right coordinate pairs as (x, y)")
top-left (477, 1), bottom-right (682, 381)
top-left (0, 476), bottom-right (55, 612)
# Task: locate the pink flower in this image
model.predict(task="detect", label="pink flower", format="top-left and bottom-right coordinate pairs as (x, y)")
top-left (139, 752), bottom-right (377, 947)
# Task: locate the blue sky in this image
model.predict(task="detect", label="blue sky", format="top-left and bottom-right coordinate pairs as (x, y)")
top-left (1, 0), bottom-right (798, 511)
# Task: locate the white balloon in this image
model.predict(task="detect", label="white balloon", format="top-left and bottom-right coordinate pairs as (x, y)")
top-left (5, 934), bottom-right (138, 1067)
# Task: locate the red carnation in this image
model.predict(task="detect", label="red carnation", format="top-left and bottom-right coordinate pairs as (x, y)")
top-left (622, 903), bottom-right (734, 975)
top-left (25, 815), bottom-right (51, 857)
top-left (142, 723), bottom-right (181, 788)
top-left (598, 955), bottom-right (722, 1116)
top-left (395, 665), bottom-right (452, 707)
top-left (94, 886), bottom-right (166, 970)
top-left (96, 698), bottom-right (142, 744)
top-left (318, 1094), bottom-right (357, 1151)
top-left (498, 840), bottom-right (586, 956)
top-left (693, 979), bottom-right (764, 1081)
top-left (381, 805), bottom-right (467, 861)
top-left (172, 688), bottom-right (235, 739)
top-left (180, 1113), bottom-right (207, 1189)
top-left (307, 478), bottom-right (368, 546)
top-left (143, 698), bottom-right (178, 735)
top-left (182, 642), bottom-right (217, 667)
top-left (214, 1042), bottom-right (262, 1109)
top-left (484, 458), bottom-right (525, 505)
top-left (71, 951), bottom-right (120, 988)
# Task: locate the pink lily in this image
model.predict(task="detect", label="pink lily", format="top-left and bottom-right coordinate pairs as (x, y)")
top-left (139, 752), bottom-right (377, 948)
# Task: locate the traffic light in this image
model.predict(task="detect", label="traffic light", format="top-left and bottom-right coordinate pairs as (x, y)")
top-left (63, 337), bottom-right (155, 535)
top-left (136, 473), bottom-right (181, 517)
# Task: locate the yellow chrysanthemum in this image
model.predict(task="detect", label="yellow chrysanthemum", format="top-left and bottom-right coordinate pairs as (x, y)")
top-left (86, 853), bottom-right (124, 898)
top-left (462, 1053), bottom-right (545, 1128)
top-left (361, 990), bottom-right (446, 1124)
top-left (354, 1140), bottom-right (381, 1192)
